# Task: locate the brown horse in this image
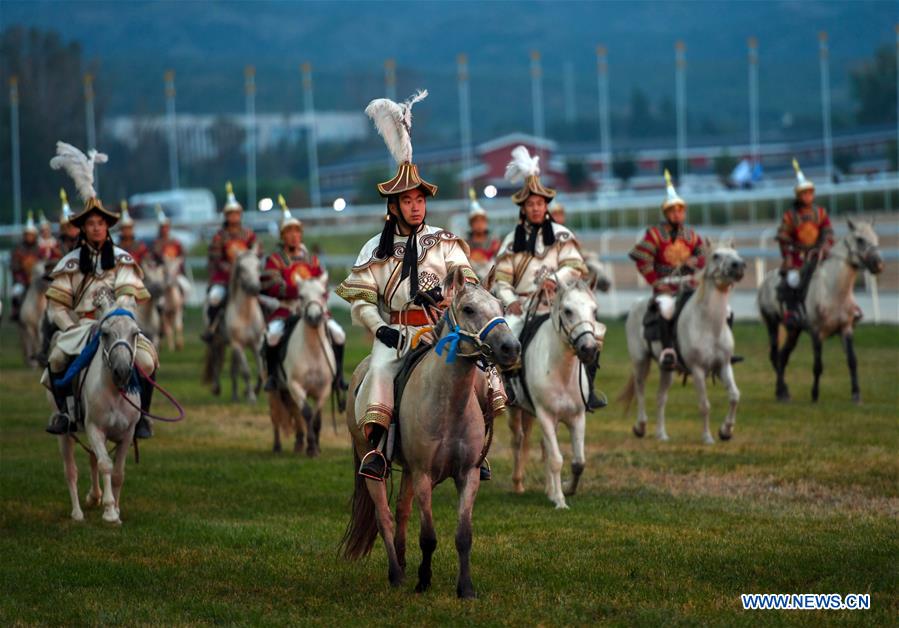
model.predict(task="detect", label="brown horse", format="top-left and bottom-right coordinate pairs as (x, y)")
top-left (340, 268), bottom-right (520, 598)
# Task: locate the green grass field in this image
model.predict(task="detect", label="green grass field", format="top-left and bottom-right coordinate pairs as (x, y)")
top-left (1, 309), bottom-right (897, 626)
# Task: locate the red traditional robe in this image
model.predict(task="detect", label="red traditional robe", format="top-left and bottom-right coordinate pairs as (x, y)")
top-left (11, 241), bottom-right (42, 285)
top-left (208, 227), bottom-right (257, 285)
top-left (118, 237), bottom-right (150, 267)
top-left (776, 206), bottom-right (834, 269)
top-left (629, 222), bottom-right (707, 295)
top-left (261, 246), bottom-right (324, 321)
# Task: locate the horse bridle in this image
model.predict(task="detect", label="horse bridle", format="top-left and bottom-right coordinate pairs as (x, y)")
top-left (434, 299), bottom-right (509, 365)
top-left (100, 310), bottom-right (137, 372)
top-left (550, 283), bottom-right (599, 357)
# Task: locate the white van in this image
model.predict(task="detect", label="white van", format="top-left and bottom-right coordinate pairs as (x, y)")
top-left (127, 188), bottom-right (217, 249)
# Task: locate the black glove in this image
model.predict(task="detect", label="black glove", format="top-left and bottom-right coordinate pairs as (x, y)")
top-left (413, 286), bottom-right (443, 307)
top-left (375, 326), bottom-right (401, 349)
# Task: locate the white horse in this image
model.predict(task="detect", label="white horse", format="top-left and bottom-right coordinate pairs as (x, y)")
top-left (157, 256), bottom-right (187, 351)
top-left (758, 219), bottom-right (884, 403)
top-left (138, 260), bottom-right (163, 347)
top-left (53, 302), bottom-right (144, 524)
top-left (204, 251), bottom-right (264, 401)
top-left (19, 260), bottom-right (49, 367)
top-left (507, 279), bottom-right (606, 509)
top-left (268, 279), bottom-right (335, 456)
top-left (621, 244), bottom-right (745, 444)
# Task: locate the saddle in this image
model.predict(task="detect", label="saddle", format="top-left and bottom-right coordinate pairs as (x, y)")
top-left (505, 313), bottom-right (550, 413)
top-left (642, 289), bottom-right (693, 343)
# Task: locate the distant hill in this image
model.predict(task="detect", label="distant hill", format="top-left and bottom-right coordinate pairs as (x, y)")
top-left (5, 0), bottom-right (896, 146)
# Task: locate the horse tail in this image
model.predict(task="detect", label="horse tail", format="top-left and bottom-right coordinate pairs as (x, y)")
top-left (339, 448), bottom-right (379, 560)
top-left (617, 373), bottom-right (636, 418)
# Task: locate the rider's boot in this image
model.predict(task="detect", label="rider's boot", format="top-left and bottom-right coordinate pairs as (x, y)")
top-left (134, 373), bottom-right (154, 439)
top-left (10, 296), bottom-right (21, 323)
top-left (727, 311), bottom-right (744, 364)
top-left (332, 341), bottom-right (349, 412)
top-left (479, 458), bottom-right (492, 481)
top-left (201, 304), bottom-right (222, 343)
top-left (263, 342), bottom-right (280, 392)
top-left (46, 371), bottom-right (75, 435)
top-left (358, 424), bottom-right (388, 481)
top-left (585, 356), bottom-right (608, 410)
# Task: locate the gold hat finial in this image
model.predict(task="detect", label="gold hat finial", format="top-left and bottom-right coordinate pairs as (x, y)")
top-left (226, 181), bottom-right (233, 195)
top-left (664, 169), bottom-right (673, 187)
top-left (278, 194), bottom-right (288, 210)
top-left (792, 158), bottom-right (800, 175)
top-left (60, 188), bottom-right (68, 203)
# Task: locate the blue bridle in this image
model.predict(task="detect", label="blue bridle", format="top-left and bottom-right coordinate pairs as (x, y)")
top-left (434, 307), bottom-right (508, 365)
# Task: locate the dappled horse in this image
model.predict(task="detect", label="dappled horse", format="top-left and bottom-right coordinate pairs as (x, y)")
top-left (507, 277), bottom-right (606, 509)
top-left (204, 251), bottom-right (265, 402)
top-left (341, 269), bottom-right (520, 598)
top-left (621, 243), bottom-right (745, 443)
top-left (758, 219), bottom-right (884, 403)
top-left (267, 280), bottom-right (336, 456)
top-left (51, 299), bottom-right (147, 524)
top-left (19, 259), bottom-right (49, 367)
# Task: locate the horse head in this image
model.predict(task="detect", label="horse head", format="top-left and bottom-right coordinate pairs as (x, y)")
top-left (232, 251), bottom-right (261, 296)
top-left (584, 253), bottom-right (612, 293)
top-left (703, 240), bottom-right (745, 289)
top-left (141, 257), bottom-right (165, 300)
top-left (97, 300), bottom-right (141, 390)
top-left (299, 279), bottom-right (327, 328)
top-left (30, 259), bottom-right (49, 293)
top-left (550, 277), bottom-right (601, 364)
top-left (845, 220), bottom-right (884, 275)
top-left (441, 267), bottom-right (520, 369)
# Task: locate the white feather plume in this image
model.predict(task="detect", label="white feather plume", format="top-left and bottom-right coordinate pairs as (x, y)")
top-left (365, 89), bottom-right (428, 165)
top-left (505, 145), bottom-right (541, 183)
top-left (49, 142), bottom-right (108, 201)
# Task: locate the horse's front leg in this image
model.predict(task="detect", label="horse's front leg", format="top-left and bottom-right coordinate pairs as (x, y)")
top-left (87, 426), bottom-right (120, 524)
top-left (366, 478), bottom-right (403, 587)
top-left (229, 346), bottom-right (240, 402)
top-left (632, 358), bottom-right (651, 437)
top-left (841, 331), bottom-right (861, 404)
top-left (655, 368), bottom-right (674, 442)
top-left (58, 436), bottom-right (83, 521)
top-left (394, 470), bottom-right (414, 576)
top-left (111, 438), bottom-right (129, 516)
top-left (536, 409), bottom-right (567, 509)
top-left (238, 345), bottom-right (256, 403)
top-left (718, 362), bottom-right (740, 441)
top-left (507, 407), bottom-right (526, 494)
top-left (776, 327), bottom-right (801, 402)
top-left (413, 472), bottom-right (438, 592)
top-left (811, 333), bottom-right (823, 402)
top-left (691, 368), bottom-right (713, 445)
top-left (86, 451), bottom-right (101, 507)
top-left (454, 467), bottom-right (481, 599)
top-left (563, 414), bottom-right (586, 497)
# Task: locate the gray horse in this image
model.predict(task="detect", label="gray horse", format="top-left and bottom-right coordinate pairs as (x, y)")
top-left (758, 219), bottom-right (884, 403)
top-left (621, 243), bottom-right (745, 444)
top-left (341, 268), bottom-right (520, 599)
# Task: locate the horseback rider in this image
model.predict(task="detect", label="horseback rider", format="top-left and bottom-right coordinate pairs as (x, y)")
top-left (37, 211), bottom-right (60, 262)
top-left (466, 188), bottom-right (501, 283)
top-left (336, 90), bottom-right (498, 481)
top-left (43, 141), bottom-right (158, 438)
top-left (57, 189), bottom-right (80, 256)
top-left (629, 170), bottom-right (712, 371)
top-left (490, 146), bottom-right (605, 411)
top-left (549, 201), bottom-right (566, 225)
top-left (202, 181), bottom-right (258, 342)
top-left (150, 206), bottom-right (185, 269)
top-left (116, 202), bottom-right (150, 267)
top-left (10, 211), bottom-right (41, 323)
top-left (776, 159), bottom-right (834, 329)
top-left (261, 195), bottom-right (349, 400)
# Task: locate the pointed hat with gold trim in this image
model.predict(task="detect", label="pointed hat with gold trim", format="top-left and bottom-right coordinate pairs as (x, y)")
top-left (792, 158), bottom-right (814, 194)
top-left (365, 90), bottom-right (437, 199)
top-left (505, 145), bottom-right (555, 205)
top-left (49, 141), bottom-right (118, 227)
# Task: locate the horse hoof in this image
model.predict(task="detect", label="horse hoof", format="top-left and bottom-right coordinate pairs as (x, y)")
top-left (71, 509), bottom-right (84, 522)
top-left (553, 500), bottom-right (570, 510)
top-left (84, 492), bottom-right (100, 507)
top-left (456, 585), bottom-right (477, 600)
top-left (657, 432), bottom-right (670, 443)
top-left (776, 392), bottom-right (791, 403)
top-left (512, 482), bottom-right (525, 495)
top-left (388, 567), bottom-right (405, 588)
top-left (702, 433), bottom-right (715, 445)
top-left (632, 423), bottom-right (646, 438)
top-left (718, 427), bottom-right (733, 441)
top-left (102, 511), bottom-right (121, 525)
top-left (211, 385), bottom-right (220, 397)
top-left (414, 581), bottom-right (431, 594)
top-left (852, 393), bottom-right (862, 405)
top-left (247, 394), bottom-right (257, 404)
